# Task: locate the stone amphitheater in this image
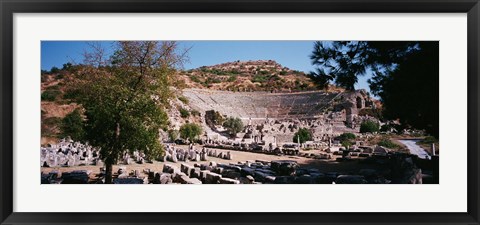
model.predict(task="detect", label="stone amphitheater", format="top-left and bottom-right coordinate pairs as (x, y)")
top-left (182, 88), bottom-right (342, 120)
top-left (181, 88), bottom-right (376, 144)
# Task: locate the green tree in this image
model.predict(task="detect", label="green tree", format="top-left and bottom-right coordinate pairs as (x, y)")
top-left (167, 129), bottom-right (179, 142)
top-left (369, 42), bottom-right (439, 137)
top-left (61, 109), bottom-right (85, 141)
top-left (66, 41), bottom-right (186, 183)
top-left (50, 66), bottom-right (60, 74)
top-left (293, 128), bottom-right (312, 144)
top-left (360, 120), bottom-right (380, 133)
top-left (309, 41), bottom-right (439, 137)
top-left (223, 117), bottom-right (244, 138)
top-left (308, 41), bottom-right (417, 90)
top-left (179, 123), bottom-right (202, 143)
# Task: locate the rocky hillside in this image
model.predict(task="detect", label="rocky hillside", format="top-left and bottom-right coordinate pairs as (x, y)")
top-left (178, 60), bottom-right (338, 92)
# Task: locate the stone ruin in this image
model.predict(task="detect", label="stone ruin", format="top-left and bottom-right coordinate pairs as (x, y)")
top-left (40, 139), bottom-right (102, 168)
top-left (177, 88), bottom-right (379, 151)
top-left (160, 144), bottom-right (233, 163)
top-left (41, 147), bottom-right (425, 184)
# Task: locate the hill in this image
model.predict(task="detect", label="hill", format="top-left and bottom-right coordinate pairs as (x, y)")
top-left (178, 60), bottom-right (343, 92)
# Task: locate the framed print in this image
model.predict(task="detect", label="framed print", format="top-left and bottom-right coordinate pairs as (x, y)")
top-left (1, 0), bottom-right (479, 225)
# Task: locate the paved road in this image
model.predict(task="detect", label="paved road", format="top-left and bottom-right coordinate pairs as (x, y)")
top-left (398, 139), bottom-right (430, 159)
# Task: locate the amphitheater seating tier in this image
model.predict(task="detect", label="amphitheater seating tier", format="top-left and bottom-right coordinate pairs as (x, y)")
top-left (183, 89), bottom-right (341, 120)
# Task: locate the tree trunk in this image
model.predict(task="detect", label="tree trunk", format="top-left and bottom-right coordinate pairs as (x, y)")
top-left (105, 162), bottom-right (113, 184)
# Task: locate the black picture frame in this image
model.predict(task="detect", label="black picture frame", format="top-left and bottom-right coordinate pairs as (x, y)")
top-left (1, 0), bottom-right (479, 224)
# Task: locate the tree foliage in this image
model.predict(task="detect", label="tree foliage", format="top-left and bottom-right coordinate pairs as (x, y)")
top-left (65, 41), bottom-right (186, 183)
top-left (369, 42), bottom-right (439, 137)
top-left (337, 132), bottom-right (356, 149)
top-left (61, 109), bottom-right (85, 141)
top-left (293, 128), bottom-right (312, 144)
top-left (359, 120), bottom-right (380, 133)
top-left (167, 129), bottom-right (179, 142)
top-left (338, 132), bottom-right (356, 142)
top-left (309, 41), bottom-right (439, 137)
top-left (223, 117), bottom-right (244, 137)
top-left (179, 123), bottom-right (202, 142)
top-left (309, 41), bottom-right (418, 90)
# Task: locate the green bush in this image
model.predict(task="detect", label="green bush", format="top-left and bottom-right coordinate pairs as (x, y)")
top-left (252, 75), bottom-right (267, 83)
top-left (227, 75), bottom-right (237, 82)
top-left (178, 96), bottom-right (189, 104)
top-left (190, 76), bottom-right (201, 83)
top-left (167, 129), bottom-right (179, 142)
top-left (179, 108), bottom-right (190, 118)
top-left (420, 136), bottom-right (437, 144)
top-left (50, 66), bottom-right (60, 74)
top-left (179, 123), bottom-right (202, 142)
top-left (61, 109), bottom-right (85, 141)
top-left (338, 133), bottom-right (356, 148)
top-left (205, 110), bottom-right (224, 126)
top-left (341, 140), bottom-right (354, 149)
top-left (63, 89), bottom-right (82, 101)
top-left (360, 120), bottom-right (380, 133)
top-left (206, 77), bottom-right (221, 84)
top-left (41, 89), bottom-right (61, 101)
top-left (293, 128), bottom-right (312, 144)
top-left (223, 117), bottom-right (244, 137)
top-left (338, 132), bottom-right (356, 141)
top-left (377, 138), bottom-right (398, 148)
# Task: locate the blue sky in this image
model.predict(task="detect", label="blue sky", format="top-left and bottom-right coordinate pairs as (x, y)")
top-left (41, 41), bottom-right (372, 91)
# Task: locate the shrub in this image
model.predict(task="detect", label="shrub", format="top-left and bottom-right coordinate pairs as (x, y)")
top-left (179, 123), bottom-right (202, 142)
top-left (338, 132), bottom-right (356, 141)
top-left (167, 129), bottom-right (179, 142)
top-left (252, 75), bottom-right (267, 83)
top-left (205, 110), bottom-right (224, 127)
top-left (179, 108), bottom-right (190, 118)
top-left (178, 96), bottom-right (189, 104)
top-left (293, 128), bottom-right (312, 144)
top-left (63, 89), bottom-right (82, 101)
top-left (420, 136), bottom-right (437, 144)
top-left (41, 89), bottom-right (61, 101)
top-left (360, 120), bottom-right (380, 133)
top-left (61, 109), bottom-right (85, 141)
top-left (206, 77), bottom-right (221, 84)
top-left (227, 75), bottom-right (237, 82)
top-left (190, 76), bottom-right (201, 83)
top-left (341, 140), bottom-right (354, 149)
top-left (377, 138), bottom-right (398, 148)
top-left (50, 66), bottom-right (60, 74)
top-left (223, 117), bottom-right (244, 138)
